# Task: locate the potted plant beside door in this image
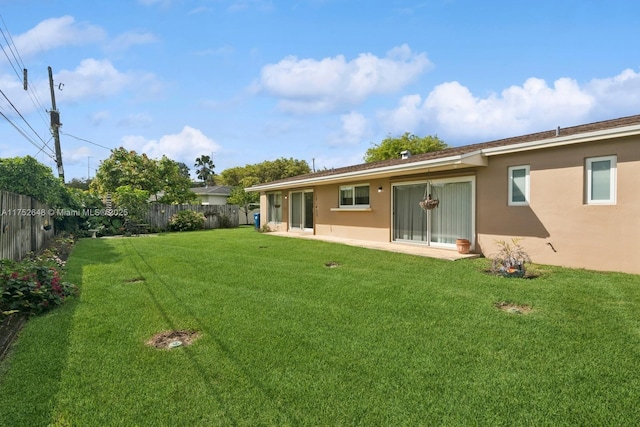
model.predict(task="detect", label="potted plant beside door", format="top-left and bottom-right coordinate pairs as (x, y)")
top-left (456, 239), bottom-right (471, 254)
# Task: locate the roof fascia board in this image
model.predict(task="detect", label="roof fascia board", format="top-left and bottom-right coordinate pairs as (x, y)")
top-left (246, 151), bottom-right (487, 192)
top-left (482, 124), bottom-right (640, 156)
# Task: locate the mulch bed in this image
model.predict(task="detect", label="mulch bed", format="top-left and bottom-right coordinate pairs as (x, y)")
top-left (0, 314), bottom-right (28, 362)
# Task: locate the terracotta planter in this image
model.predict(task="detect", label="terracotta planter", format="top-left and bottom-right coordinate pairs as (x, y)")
top-left (456, 239), bottom-right (470, 254)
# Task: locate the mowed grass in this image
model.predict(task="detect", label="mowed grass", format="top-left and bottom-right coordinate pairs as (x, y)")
top-left (1, 227), bottom-right (640, 426)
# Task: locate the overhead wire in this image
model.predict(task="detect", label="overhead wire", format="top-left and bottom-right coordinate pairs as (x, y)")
top-left (0, 13), bottom-right (49, 119)
top-left (0, 14), bottom-right (57, 158)
top-left (61, 131), bottom-right (113, 151)
top-left (0, 87), bottom-right (56, 158)
top-left (0, 109), bottom-right (56, 161)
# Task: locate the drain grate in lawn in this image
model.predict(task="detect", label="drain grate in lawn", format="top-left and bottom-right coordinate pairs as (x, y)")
top-left (146, 330), bottom-right (200, 349)
top-left (324, 261), bottom-right (341, 268)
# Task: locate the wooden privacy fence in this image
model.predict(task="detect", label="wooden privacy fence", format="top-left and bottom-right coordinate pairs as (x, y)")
top-left (0, 191), bottom-right (54, 261)
top-left (145, 204), bottom-right (239, 230)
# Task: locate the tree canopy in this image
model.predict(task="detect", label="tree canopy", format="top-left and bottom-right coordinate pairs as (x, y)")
top-left (217, 157), bottom-right (311, 187)
top-left (90, 147), bottom-right (195, 205)
top-left (226, 177), bottom-right (260, 225)
top-left (0, 156), bottom-right (100, 233)
top-left (0, 156), bottom-right (67, 206)
top-left (364, 133), bottom-right (448, 163)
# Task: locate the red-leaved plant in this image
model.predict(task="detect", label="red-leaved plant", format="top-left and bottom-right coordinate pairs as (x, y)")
top-left (1, 258), bottom-right (78, 317)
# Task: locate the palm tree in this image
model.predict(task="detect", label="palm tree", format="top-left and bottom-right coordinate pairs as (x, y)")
top-left (194, 155), bottom-right (215, 186)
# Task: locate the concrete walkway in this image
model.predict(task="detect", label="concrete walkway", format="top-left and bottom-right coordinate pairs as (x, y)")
top-left (267, 231), bottom-right (480, 261)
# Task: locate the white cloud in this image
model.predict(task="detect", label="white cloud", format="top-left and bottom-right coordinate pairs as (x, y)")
top-left (12, 16), bottom-right (105, 58)
top-left (54, 59), bottom-right (161, 102)
top-left (64, 145), bottom-right (93, 163)
top-left (586, 68), bottom-right (640, 114)
top-left (55, 59), bottom-right (132, 101)
top-left (106, 31), bottom-right (158, 51)
top-left (121, 126), bottom-right (221, 165)
top-left (378, 69), bottom-right (640, 142)
top-left (327, 111), bottom-right (370, 146)
top-left (256, 44), bottom-right (432, 113)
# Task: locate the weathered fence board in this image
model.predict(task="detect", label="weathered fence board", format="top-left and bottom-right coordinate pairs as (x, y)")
top-left (0, 191), bottom-right (54, 261)
top-left (145, 204), bottom-right (239, 230)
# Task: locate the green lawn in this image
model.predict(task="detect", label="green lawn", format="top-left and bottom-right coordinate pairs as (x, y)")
top-left (1, 227), bottom-right (640, 426)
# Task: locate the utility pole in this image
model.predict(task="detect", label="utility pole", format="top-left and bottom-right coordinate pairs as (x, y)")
top-left (87, 156), bottom-right (92, 180)
top-left (48, 66), bottom-right (65, 182)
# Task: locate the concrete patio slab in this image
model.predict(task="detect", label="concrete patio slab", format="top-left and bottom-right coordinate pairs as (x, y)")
top-left (267, 231), bottom-right (481, 261)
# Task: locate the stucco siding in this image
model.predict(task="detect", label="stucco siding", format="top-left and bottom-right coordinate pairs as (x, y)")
top-left (477, 136), bottom-right (640, 274)
top-left (314, 181), bottom-right (391, 241)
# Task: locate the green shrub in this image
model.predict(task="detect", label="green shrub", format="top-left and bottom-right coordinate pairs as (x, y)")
top-left (168, 210), bottom-right (206, 232)
top-left (1, 258), bottom-right (78, 317)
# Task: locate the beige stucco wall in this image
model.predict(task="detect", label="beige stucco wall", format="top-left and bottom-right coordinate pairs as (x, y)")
top-left (314, 180), bottom-right (391, 241)
top-left (476, 135), bottom-right (640, 274)
top-left (258, 135), bottom-right (639, 275)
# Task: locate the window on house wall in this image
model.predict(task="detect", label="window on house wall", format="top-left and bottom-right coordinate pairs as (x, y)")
top-left (339, 184), bottom-right (369, 207)
top-left (267, 192), bottom-right (282, 222)
top-left (586, 155), bottom-right (616, 204)
top-left (508, 165), bottom-right (530, 206)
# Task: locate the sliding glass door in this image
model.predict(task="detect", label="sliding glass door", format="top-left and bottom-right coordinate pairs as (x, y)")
top-left (429, 181), bottom-right (472, 245)
top-left (393, 183), bottom-right (428, 242)
top-left (290, 190), bottom-right (314, 230)
top-left (393, 178), bottom-right (474, 247)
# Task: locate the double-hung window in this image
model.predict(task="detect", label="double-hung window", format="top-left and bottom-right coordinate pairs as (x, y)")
top-left (339, 184), bottom-right (370, 208)
top-left (586, 155), bottom-right (616, 205)
top-left (508, 165), bottom-right (530, 206)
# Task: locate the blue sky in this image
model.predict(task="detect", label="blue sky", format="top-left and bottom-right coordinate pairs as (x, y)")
top-left (1, 0), bottom-right (639, 181)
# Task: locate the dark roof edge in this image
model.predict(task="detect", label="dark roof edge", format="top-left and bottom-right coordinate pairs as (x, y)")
top-left (248, 114), bottom-right (640, 190)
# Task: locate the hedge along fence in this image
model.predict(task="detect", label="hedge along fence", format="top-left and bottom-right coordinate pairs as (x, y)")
top-left (0, 191), bottom-right (55, 261)
top-left (145, 203), bottom-right (240, 230)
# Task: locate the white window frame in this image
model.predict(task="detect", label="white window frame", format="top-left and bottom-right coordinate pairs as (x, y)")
top-left (508, 165), bottom-right (530, 206)
top-left (339, 184), bottom-right (370, 208)
top-left (586, 155), bottom-right (617, 205)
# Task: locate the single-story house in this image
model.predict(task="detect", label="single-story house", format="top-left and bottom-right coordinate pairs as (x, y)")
top-left (247, 114), bottom-right (640, 275)
top-left (191, 185), bottom-right (233, 205)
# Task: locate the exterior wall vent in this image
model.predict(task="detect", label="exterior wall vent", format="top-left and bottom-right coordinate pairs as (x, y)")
top-left (401, 150), bottom-right (411, 159)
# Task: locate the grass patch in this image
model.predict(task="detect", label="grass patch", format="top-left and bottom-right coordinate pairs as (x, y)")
top-left (1, 228), bottom-right (640, 425)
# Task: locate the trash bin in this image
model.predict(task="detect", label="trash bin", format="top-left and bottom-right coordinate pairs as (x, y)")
top-left (253, 213), bottom-right (261, 230)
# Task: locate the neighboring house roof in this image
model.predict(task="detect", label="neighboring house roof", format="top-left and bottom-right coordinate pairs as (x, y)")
top-left (247, 114), bottom-right (640, 192)
top-left (191, 185), bottom-right (233, 196)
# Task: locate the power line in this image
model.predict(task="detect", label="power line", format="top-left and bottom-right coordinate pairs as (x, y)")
top-left (0, 109), bottom-right (56, 161)
top-left (61, 131), bottom-right (113, 151)
top-left (0, 88), bottom-right (56, 157)
top-left (0, 15), bottom-right (49, 117)
top-left (0, 15), bottom-right (56, 157)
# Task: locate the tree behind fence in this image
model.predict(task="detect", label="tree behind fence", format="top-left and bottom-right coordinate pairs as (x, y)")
top-left (145, 204), bottom-right (240, 230)
top-left (0, 191), bottom-right (54, 261)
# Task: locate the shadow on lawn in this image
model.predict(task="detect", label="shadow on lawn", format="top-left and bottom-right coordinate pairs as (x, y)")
top-left (124, 238), bottom-right (302, 425)
top-left (0, 281), bottom-right (81, 425)
top-left (0, 237), bottom-right (125, 425)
